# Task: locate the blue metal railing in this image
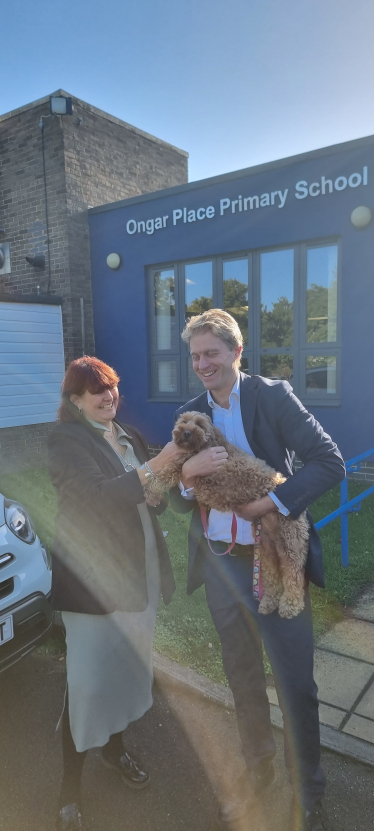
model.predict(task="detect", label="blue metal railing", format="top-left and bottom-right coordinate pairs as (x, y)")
top-left (315, 448), bottom-right (374, 566)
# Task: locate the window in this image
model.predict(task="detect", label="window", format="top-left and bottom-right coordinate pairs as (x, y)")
top-left (260, 248), bottom-right (294, 382)
top-left (149, 238), bottom-right (340, 404)
top-left (185, 261), bottom-right (213, 317)
top-left (223, 258), bottom-right (249, 345)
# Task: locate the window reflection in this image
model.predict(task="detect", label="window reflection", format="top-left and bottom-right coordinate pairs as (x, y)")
top-left (157, 361), bottom-right (177, 394)
top-left (223, 259), bottom-right (248, 344)
top-left (261, 355), bottom-right (293, 382)
top-left (306, 356), bottom-right (336, 393)
top-left (185, 262), bottom-right (213, 316)
top-left (260, 250), bottom-right (294, 347)
top-left (154, 269), bottom-right (175, 350)
top-left (307, 246), bottom-right (338, 343)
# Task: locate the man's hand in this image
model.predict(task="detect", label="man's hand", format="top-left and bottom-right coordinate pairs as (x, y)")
top-left (181, 446), bottom-right (228, 489)
top-left (234, 495), bottom-right (278, 522)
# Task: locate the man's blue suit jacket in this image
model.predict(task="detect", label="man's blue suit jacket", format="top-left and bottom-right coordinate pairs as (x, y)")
top-left (169, 373), bottom-right (346, 594)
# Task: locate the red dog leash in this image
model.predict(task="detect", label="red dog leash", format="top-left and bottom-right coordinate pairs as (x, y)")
top-left (200, 508), bottom-right (237, 555)
top-left (201, 508), bottom-right (264, 601)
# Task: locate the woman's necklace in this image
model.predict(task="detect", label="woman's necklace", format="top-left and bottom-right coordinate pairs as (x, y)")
top-left (105, 422), bottom-right (125, 456)
top-left (104, 422), bottom-right (137, 471)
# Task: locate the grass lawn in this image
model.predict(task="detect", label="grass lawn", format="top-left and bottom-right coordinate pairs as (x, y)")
top-left (1, 468), bottom-right (373, 684)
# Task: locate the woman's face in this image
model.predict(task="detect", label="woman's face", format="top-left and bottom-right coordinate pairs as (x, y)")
top-left (70, 386), bottom-right (119, 426)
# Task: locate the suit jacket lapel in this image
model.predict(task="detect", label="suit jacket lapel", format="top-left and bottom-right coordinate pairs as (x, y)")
top-left (239, 373), bottom-right (265, 460)
top-left (191, 392), bottom-right (211, 418)
top-left (86, 425), bottom-right (125, 475)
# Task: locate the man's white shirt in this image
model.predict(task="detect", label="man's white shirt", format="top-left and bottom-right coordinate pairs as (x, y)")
top-left (179, 374), bottom-right (289, 544)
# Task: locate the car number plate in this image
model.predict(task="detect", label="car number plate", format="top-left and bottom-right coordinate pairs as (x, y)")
top-left (0, 615), bottom-right (14, 645)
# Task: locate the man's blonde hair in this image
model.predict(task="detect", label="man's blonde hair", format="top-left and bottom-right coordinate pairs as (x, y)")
top-left (181, 309), bottom-right (243, 360)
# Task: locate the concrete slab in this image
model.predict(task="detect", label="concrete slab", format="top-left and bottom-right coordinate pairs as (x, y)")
top-left (267, 685), bottom-right (279, 706)
top-left (343, 714), bottom-right (374, 743)
top-left (318, 618), bottom-right (374, 664)
top-left (313, 650), bottom-right (373, 710)
top-left (352, 587), bottom-right (374, 623)
top-left (318, 703), bottom-right (346, 729)
top-left (355, 679), bottom-right (374, 719)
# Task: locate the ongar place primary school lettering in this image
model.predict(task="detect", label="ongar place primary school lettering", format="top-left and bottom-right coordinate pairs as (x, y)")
top-left (125, 166), bottom-right (368, 236)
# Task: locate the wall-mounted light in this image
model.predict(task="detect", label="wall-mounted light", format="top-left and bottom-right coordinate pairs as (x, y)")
top-left (50, 96), bottom-right (73, 115)
top-left (107, 253), bottom-right (121, 269)
top-left (351, 206), bottom-right (372, 228)
top-left (26, 254), bottom-right (46, 270)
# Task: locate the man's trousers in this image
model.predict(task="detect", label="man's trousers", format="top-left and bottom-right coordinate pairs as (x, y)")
top-left (201, 543), bottom-right (325, 812)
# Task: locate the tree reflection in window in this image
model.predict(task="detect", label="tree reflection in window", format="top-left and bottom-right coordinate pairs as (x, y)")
top-left (185, 262), bottom-right (212, 316)
top-left (306, 246), bottom-right (338, 343)
top-left (223, 259), bottom-right (248, 344)
top-left (260, 355), bottom-right (293, 381)
top-left (260, 250), bottom-right (294, 347)
top-left (261, 297), bottom-right (293, 347)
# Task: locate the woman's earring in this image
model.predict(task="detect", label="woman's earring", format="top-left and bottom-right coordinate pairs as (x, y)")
top-left (78, 406), bottom-right (82, 414)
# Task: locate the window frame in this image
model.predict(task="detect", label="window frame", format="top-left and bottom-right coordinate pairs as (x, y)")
top-left (298, 237), bottom-right (341, 406)
top-left (148, 237), bottom-right (341, 406)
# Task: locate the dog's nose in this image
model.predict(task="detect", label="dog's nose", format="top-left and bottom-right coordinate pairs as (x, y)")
top-left (183, 430), bottom-right (191, 440)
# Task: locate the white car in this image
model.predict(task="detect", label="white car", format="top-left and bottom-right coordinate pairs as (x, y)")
top-left (0, 492), bottom-right (53, 672)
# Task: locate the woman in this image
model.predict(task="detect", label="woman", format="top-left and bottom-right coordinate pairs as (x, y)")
top-left (48, 356), bottom-right (183, 831)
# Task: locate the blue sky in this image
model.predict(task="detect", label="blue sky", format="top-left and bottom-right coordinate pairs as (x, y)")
top-left (1, 0), bottom-right (374, 181)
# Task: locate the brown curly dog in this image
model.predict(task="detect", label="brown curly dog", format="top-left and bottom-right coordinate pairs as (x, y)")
top-left (145, 411), bottom-right (310, 619)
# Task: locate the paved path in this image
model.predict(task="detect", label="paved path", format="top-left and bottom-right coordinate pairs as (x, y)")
top-left (306, 587), bottom-right (374, 748)
top-left (153, 586), bottom-right (374, 770)
top-left (264, 586), bottom-right (374, 764)
top-left (1, 648), bottom-right (374, 831)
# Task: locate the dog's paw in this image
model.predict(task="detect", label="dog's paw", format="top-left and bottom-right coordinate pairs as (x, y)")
top-left (258, 595), bottom-right (280, 615)
top-left (278, 594), bottom-right (305, 619)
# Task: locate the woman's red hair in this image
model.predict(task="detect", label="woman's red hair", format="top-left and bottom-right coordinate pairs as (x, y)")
top-left (58, 356), bottom-right (120, 422)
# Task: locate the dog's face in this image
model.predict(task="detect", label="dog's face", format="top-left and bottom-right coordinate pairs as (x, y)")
top-left (172, 411), bottom-right (216, 454)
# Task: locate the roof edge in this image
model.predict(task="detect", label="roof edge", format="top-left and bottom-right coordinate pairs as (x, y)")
top-left (88, 133), bottom-right (374, 216)
top-left (0, 90), bottom-right (189, 158)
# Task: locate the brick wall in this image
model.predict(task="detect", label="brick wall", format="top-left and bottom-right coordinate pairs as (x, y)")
top-left (0, 90), bottom-right (188, 472)
top-left (0, 423), bottom-right (56, 474)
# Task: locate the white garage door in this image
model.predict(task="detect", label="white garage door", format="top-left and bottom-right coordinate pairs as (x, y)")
top-left (0, 301), bottom-right (65, 428)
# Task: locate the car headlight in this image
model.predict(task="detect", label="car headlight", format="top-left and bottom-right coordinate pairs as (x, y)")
top-left (4, 499), bottom-right (36, 544)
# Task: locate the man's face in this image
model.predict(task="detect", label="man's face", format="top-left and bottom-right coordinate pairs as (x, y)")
top-left (189, 331), bottom-right (241, 395)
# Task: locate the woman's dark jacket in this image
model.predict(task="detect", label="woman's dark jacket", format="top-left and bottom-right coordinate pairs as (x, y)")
top-left (48, 417), bottom-right (175, 615)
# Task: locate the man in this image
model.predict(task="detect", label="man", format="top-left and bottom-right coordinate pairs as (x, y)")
top-left (170, 309), bottom-right (345, 831)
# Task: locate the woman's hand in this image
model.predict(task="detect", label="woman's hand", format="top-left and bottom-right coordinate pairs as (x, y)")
top-left (181, 446), bottom-right (228, 489)
top-left (145, 494), bottom-right (161, 507)
top-left (148, 441), bottom-right (185, 475)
